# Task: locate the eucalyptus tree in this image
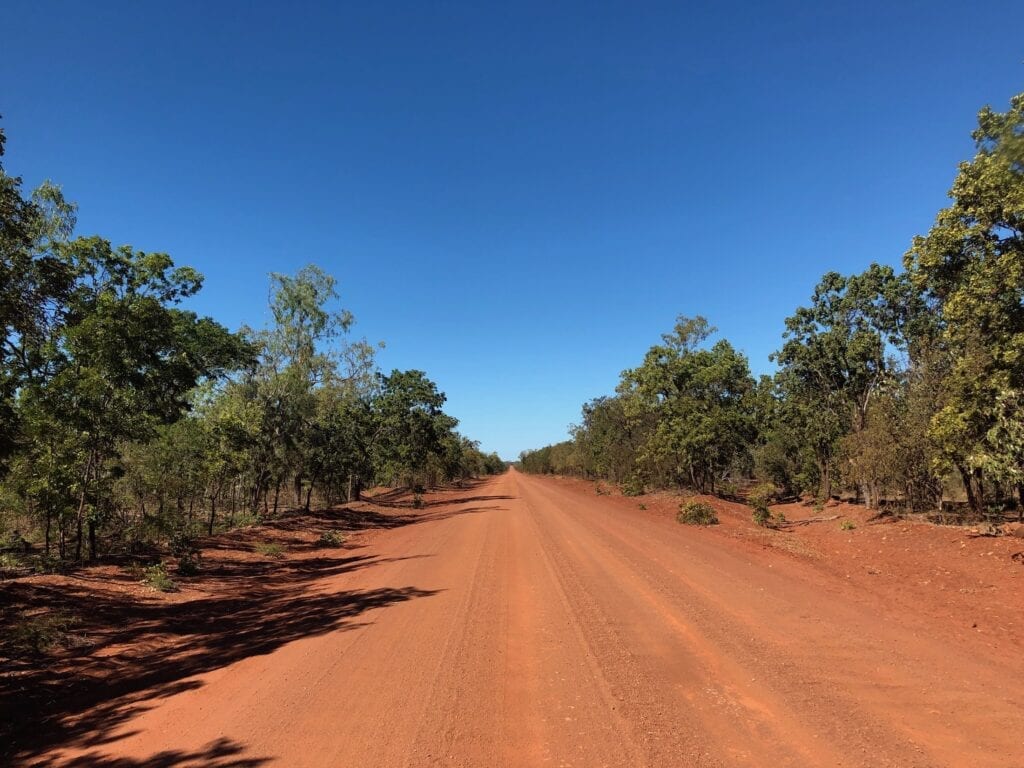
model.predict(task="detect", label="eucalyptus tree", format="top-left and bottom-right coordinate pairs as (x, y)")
top-left (371, 369), bottom-right (458, 488)
top-left (622, 316), bottom-right (756, 492)
top-left (770, 265), bottom-right (919, 503)
top-left (904, 92), bottom-right (1024, 513)
top-left (16, 240), bottom-right (249, 559)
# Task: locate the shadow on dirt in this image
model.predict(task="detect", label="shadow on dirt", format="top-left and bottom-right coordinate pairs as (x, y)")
top-left (1, 551), bottom-right (440, 764)
top-left (62, 736), bottom-right (270, 767)
top-left (0, 479), bottom-right (516, 763)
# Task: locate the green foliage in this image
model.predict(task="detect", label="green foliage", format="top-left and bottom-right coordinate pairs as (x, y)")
top-left (316, 530), bottom-right (345, 547)
top-left (621, 476), bottom-right (644, 497)
top-left (840, 520), bottom-right (856, 531)
top-left (143, 562), bottom-right (177, 592)
top-left (748, 482), bottom-right (776, 527)
top-left (3, 611), bottom-right (80, 655)
top-left (254, 541), bottom-right (285, 559)
top-left (624, 316), bottom-right (757, 493)
top-left (0, 551), bottom-right (23, 568)
top-left (677, 501), bottom-right (719, 526)
top-left (904, 93), bottom-right (1024, 514)
top-left (0, 127), bottom-right (477, 562)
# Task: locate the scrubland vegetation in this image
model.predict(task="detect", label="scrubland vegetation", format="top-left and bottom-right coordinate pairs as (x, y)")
top-left (522, 92), bottom-right (1024, 521)
top-left (0, 125), bottom-right (504, 568)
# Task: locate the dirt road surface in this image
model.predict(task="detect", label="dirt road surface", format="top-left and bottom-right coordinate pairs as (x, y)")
top-left (23, 469), bottom-right (1024, 767)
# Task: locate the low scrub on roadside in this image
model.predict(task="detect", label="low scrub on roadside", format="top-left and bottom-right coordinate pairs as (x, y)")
top-left (254, 542), bottom-right (286, 559)
top-left (143, 562), bottom-right (177, 592)
top-left (677, 501), bottom-right (718, 526)
top-left (749, 483), bottom-right (777, 527)
top-left (3, 610), bottom-right (83, 655)
top-left (317, 530), bottom-right (345, 547)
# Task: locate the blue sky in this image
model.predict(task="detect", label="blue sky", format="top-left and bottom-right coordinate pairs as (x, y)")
top-left (4, 1), bottom-right (1023, 458)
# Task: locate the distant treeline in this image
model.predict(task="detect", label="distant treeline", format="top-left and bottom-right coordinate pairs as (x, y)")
top-left (521, 92), bottom-right (1024, 518)
top-left (0, 126), bottom-right (504, 563)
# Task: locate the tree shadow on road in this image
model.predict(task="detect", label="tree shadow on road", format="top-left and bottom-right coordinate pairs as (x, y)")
top-left (1, 551), bottom-right (439, 764)
top-left (0, 477), bottom-right (516, 764)
top-left (62, 736), bottom-right (270, 767)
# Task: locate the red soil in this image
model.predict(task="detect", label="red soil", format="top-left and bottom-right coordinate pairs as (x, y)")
top-left (3, 470), bottom-right (1022, 766)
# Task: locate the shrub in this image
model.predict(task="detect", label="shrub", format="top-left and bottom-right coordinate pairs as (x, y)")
top-left (677, 501), bottom-right (718, 526)
top-left (840, 520), bottom-right (856, 531)
top-left (0, 552), bottom-right (23, 568)
top-left (638, 503), bottom-right (647, 511)
top-left (594, 482), bottom-right (609, 496)
top-left (143, 562), bottom-right (177, 592)
top-left (749, 483), bottom-right (776, 527)
top-left (622, 478), bottom-right (644, 497)
top-left (254, 542), bottom-right (285, 559)
top-left (719, 480), bottom-right (740, 498)
top-left (317, 530), bottom-right (345, 547)
top-left (412, 492), bottom-right (424, 509)
top-left (169, 530), bottom-right (202, 575)
top-left (5, 611), bottom-right (80, 655)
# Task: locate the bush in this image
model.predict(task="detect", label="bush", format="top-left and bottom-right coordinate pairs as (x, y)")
top-left (840, 520), bottom-right (856, 531)
top-left (677, 501), bottom-right (718, 526)
top-left (169, 530), bottom-right (202, 575)
top-left (0, 552), bottom-right (23, 568)
top-left (638, 503), bottom-right (647, 510)
top-left (254, 542), bottom-right (285, 559)
top-left (317, 530), bottom-right (345, 547)
top-left (412, 492), bottom-right (424, 509)
top-left (594, 482), bottom-right (609, 496)
top-left (719, 480), bottom-right (740, 499)
top-left (622, 478), bottom-right (644, 497)
top-left (749, 482), bottom-right (776, 527)
top-left (143, 562), bottom-right (177, 592)
top-left (4, 611), bottom-right (80, 655)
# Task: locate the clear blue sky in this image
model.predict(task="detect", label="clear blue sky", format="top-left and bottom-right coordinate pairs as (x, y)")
top-left (4, 1), bottom-right (1023, 459)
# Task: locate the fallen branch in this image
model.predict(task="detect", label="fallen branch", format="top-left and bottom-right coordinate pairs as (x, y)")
top-left (776, 514), bottom-right (839, 528)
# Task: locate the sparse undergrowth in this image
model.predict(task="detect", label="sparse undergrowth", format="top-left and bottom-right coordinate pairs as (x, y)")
top-left (143, 562), bottom-right (177, 592)
top-left (677, 501), bottom-right (718, 526)
top-left (317, 530), bottom-right (345, 547)
top-left (2, 610), bottom-right (84, 656)
top-left (841, 520), bottom-right (857, 531)
top-left (254, 541), bottom-right (286, 559)
top-left (749, 482), bottom-right (777, 527)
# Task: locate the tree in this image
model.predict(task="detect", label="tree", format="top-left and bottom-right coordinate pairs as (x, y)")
top-left (371, 370), bottom-right (458, 489)
top-left (771, 265), bottom-right (917, 503)
top-left (904, 92), bottom-right (1024, 513)
top-left (623, 316), bottom-right (756, 492)
top-left (0, 124), bottom-right (76, 471)
top-left (15, 239), bottom-right (249, 559)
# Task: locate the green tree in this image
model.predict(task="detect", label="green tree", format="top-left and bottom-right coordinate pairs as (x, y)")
top-left (16, 240), bottom-right (248, 559)
top-left (372, 370), bottom-right (458, 489)
top-left (904, 92), bottom-right (1024, 513)
top-left (623, 316), bottom-right (755, 492)
top-left (771, 265), bottom-right (917, 503)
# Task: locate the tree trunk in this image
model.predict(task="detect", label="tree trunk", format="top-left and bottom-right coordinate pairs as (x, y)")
top-left (957, 463), bottom-right (981, 516)
top-left (273, 481), bottom-right (281, 515)
top-left (1017, 483), bottom-right (1024, 523)
top-left (74, 449), bottom-right (96, 562)
top-left (818, 459), bottom-right (832, 502)
top-left (207, 496), bottom-right (217, 536)
top-left (88, 518), bottom-right (97, 561)
top-left (304, 485), bottom-right (313, 512)
top-left (44, 506), bottom-right (52, 557)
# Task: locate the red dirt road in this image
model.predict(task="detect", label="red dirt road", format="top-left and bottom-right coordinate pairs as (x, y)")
top-left (25, 469), bottom-right (1024, 767)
